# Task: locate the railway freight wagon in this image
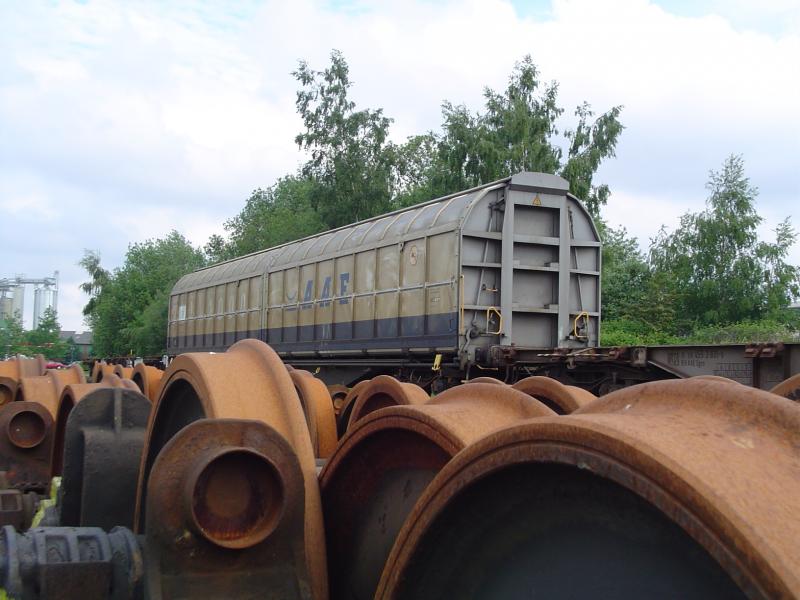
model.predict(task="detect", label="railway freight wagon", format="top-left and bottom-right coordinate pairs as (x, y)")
top-left (168, 172), bottom-right (601, 385)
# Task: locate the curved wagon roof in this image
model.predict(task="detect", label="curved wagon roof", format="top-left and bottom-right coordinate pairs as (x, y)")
top-left (172, 172), bottom-right (591, 295)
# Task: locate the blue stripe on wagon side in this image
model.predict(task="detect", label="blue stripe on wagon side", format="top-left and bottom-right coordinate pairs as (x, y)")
top-left (170, 312), bottom-right (459, 355)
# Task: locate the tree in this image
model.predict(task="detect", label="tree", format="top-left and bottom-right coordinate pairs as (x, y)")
top-left (649, 155), bottom-right (800, 328)
top-left (84, 231), bottom-right (206, 356)
top-left (294, 50), bottom-right (395, 228)
top-left (395, 56), bottom-right (623, 215)
top-left (78, 250), bottom-right (110, 328)
top-left (0, 311), bottom-right (25, 358)
top-left (24, 307), bottom-right (68, 360)
top-left (222, 177), bottom-right (328, 257)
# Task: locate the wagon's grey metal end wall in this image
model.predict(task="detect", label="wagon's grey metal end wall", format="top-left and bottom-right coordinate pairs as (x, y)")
top-left (167, 172), bottom-right (601, 363)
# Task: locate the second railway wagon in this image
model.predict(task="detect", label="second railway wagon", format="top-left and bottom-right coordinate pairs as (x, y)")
top-left (168, 172), bottom-right (601, 383)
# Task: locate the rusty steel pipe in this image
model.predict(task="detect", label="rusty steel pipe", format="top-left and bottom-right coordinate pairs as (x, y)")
top-left (377, 379), bottom-right (800, 599)
top-left (321, 382), bottom-right (555, 600)
top-left (290, 370), bottom-right (337, 459)
top-left (346, 375), bottom-right (429, 430)
top-left (511, 375), bottom-right (596, 414)
top-left (132, 363), bottom-right (163, 403)
top-left (135, 339), bottom-right (326, 600)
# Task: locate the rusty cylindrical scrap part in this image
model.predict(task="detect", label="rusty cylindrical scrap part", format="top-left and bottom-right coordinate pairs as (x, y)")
top-left (347, 375), bottom-right (429, 430)
top-left (15, 364), bottom-right (86, 414)
top-left (511, 375), bottom-right (596, 414)
top-left (59, 387), bottom-right (151, 530)
top-left (145, 418), bottom-right (311, 600)
top-left (337, 380), bottom-right (370, 437)
top-left (321, 382), bottom-right (555, 600)
top-left (327, 384), bottom-right (349, 416)
top-left (132, 363), bottom-right (163, 403)
top-left (377, 379), bottom-right (800, 599)
top-left (0, 401), bottom-right (54, 492)
top-left (94, 363), bottom-right (117, 384)
top-left (113, 365), bottom-right (135, 381)
top-left (770, 373), bottom-right (800, 401)
top-left (290, 370), bottom-right (337, 459)
top-left (135, 339), bottom-right (326, 600)
top-left (0, 355), bottom-right (47, 406)
top-left (465, 376), bottom-right (506, 385)
top-left (51, 377), bottom-right (140, 477)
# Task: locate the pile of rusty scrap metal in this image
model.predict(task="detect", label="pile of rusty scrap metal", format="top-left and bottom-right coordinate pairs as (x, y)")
top-left (0, 343), bottom-right (798, 599)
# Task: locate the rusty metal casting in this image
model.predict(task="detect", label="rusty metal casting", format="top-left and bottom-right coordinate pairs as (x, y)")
top-left (346, 375), bottom-right (429, 430)
top-left (321, 382), bottom-right (555, 600)
top-left (511, 375), bottom-right (596, 414)
top-left (465, 376), bottom-right (505, 385)
top-left (113, 365), bottom-right (135, 381)
top-left (132, 363), bottom-right (163, 403)
top-left (51, 377), bottom-right (142, 477)
top-left (0, 355), bottom-right (46, 406)
top-left (692, 375), bottom-right (742, 384)
top-left (135, 339), bottom-right (326, 600)
top-left (327, 384), bottom-right (350, 416)
top-left (144, 418), bottom-right (312, 599)
top-left (57, 387), bottom-right (151, 530)
top-left (337, 380), bottom-right (370, 437)
top-left (94, 363), bottom-right (117, 384)
top-left (0, 401), bottom-right (54, 492)
top-left (0, 377), bottom-right (17, 407)
top-left (290, 369), bottom-right (338, 459)
top-left (89, 360), bottom-right (104, 383)
top-left (0, 525), bottom-right (142, 599)
top-left (14, 364), bottom-right (86, 413)
top-left (771, 373), bottom-right (800, 401)
top-left (377, 379), bottom-right (800, 599)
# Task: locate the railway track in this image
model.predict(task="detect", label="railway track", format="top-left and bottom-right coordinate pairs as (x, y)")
top-left (0, 347), bottom-right (797, 599)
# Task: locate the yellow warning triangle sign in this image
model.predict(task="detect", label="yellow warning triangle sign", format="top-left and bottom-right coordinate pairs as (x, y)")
top-left (532, 195), bottom-right (542, 206)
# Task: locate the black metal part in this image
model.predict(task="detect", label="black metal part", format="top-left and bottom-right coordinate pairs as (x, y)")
top-left (0, 525), bottom-right (143, 600)
top-left (59, 387), bottom-right (151, 530)
top-left (0, 489), bottom-right (38, 530)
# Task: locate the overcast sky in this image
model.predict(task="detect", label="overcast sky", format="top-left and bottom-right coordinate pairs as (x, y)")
top-left (1, 0), bottom-right (798, 331)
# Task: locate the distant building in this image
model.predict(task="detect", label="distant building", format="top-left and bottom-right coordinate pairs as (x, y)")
top-left (59, 330), bottom-right (94, 361)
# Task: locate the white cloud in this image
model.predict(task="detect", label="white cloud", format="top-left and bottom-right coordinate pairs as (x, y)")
top-left (0, 0), bottom-right (798, 331)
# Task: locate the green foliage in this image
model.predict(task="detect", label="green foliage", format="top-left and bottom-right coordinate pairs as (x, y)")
top-left (84, 231), bottom-right (206, 356)
top-left (24, 307), bottom-right (69, 360)
top-left (600, 319), bottom-right (681, 347)
top-left (686, 319), bottom-right (799, 344)
top-left (561, 102), bottom-right (624, 216)
top-left (294, 50), bottom-right (395, 228)
top-left (0, 311), bottom-right (25, 358)
top-left (394, 56), bottom-right (623, 215)
top-left (221, 177), bottom-right (328, 258)
top-left (78, 249), bottom-right (110, 329)
top-left (649, 155), bottom-right (800, 329)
